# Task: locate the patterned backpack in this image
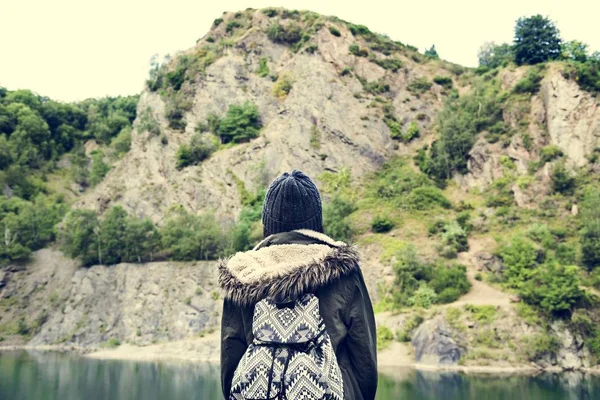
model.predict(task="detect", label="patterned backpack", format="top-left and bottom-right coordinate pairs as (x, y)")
top-left (229, 293), bottom-right (344, 400)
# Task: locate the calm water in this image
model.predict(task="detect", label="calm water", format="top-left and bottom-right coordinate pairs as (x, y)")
top-left (1, 351), bottom-right (600, 400)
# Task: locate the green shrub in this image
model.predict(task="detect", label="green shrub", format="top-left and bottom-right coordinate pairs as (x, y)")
top-left (409, 284), bottom-right (437, 308)
top-left (176, 134), bottom-right (216, 169)
top-left (363, 79), bottom-right (390, 95)
top-left (105, 338), bottom-right (121, 348)
top-left (165, 56), bottom-right (189, 91)
top-left (164, 93), bottom-right (191, 131)
top-left (372, 58), bottom-right (403, 72)
top-left (349, 44), bottom-right (368, 57)
top-left (563, 60), bottom-right (600, 93)
top-left (521, 263), bottom-right (589, 316)
top-left (213, 18), bottom-right (223, 27)
top-left (262, 8), bottom-right (278, 17)
top-left (406, 186), bottom-right (452, 210)
top-left (323, 195), bottom-right (356, 242)
top-left (257, 57), bottom-right (270, 77)
top-left (540, 145), bottom-right (563, 163)
top-left (304, 43), bottom-right (318, 54)
top-left (408, 78), bottom-right (432, 94)
top-left (433, 76), bottom-right (453, 89)
top-left (138, 107), bottom-right (161, 137)
top-left (440, 221), bottom-right (469, 254)
top-left (273, 73), bottom-right (294, 98)
top-left (348, 24), bottom-right (371, 36)
top-left (111, 127), bottom-right (131, 156)
top-left (390, 246), bottom-right (469, 308)
top-left (377, 325), bottom-right (394, 350)
top-left (217, 102), bottom-right (262, 144)
top-left (226, 21), bottom-right (241, 33)
top-left (371, 216), bottom-right (394, 233)
top-left (464, 304), bottom-right (497, 323)
top-left (404, 122), bottom-right (420, 142)
top-left (431, 264), bottom-right (471, 303)
top-left (551, 163), bottom-right (575, 195)
top-left (498, 236), bottom-right (539, 288)
top-left (266, 22), bottom-right (302, 45)
top-left (341, 66), bottom-right (353, 76)
top-left (425, 45), bottom-right (439, 60)
top-left (385, 118), bottom-right (403, 140)
top-left (513, 66), bottom-right (545, 94)
top-left (329, 26), bottom-right (341, 37)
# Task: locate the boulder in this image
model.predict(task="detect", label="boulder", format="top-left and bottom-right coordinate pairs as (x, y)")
top-left (412, 315), bottom-right (464, 365)
top-left (474, 252), bottom-right (504, 274)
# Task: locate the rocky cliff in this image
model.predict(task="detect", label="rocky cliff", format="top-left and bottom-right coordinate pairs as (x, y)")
top-left (0, 249), bottom-right (220, 352)
top-left (75, 9), bottom-right (453, 222)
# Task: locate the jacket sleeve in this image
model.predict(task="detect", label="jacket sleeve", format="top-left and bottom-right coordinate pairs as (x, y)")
top-left (345, 269), bottom-right (378, 400)
top-left (220, 297), bottom-right (248, 399)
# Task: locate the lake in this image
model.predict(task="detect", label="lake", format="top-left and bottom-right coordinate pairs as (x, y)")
top-left (1, 351), bottom-right (599, 399)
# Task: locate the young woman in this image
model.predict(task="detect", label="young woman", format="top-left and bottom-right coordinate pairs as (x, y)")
top-left (219, 170), bottom-right (377, 400)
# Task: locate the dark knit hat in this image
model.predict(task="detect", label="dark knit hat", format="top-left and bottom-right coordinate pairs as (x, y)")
top-left (262, 170), bottom-right (323, 237)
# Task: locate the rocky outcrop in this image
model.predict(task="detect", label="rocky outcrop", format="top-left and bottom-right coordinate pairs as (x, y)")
top-left (412, 315), bottom-right (465, 365)
top-left (474, 252), bottom-right (504, 275)
top-left (0, 249), bottom-right (221, 349)
top-left (536, 322), bottom-right (591, 370)
top-left (541, 68), bottom-right (600, 167)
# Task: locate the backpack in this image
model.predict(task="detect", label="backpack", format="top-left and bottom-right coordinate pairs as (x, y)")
top-left (229, 293), bottom-right (344, 400)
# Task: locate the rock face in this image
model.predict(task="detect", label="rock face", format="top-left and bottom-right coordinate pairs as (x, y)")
top-left (541, 68), bottom-right (600, 167)
top-left (411, 315), bottom-right (464, 365)
top-left (0, 249), bottom-right (221, 349)
top-left (75, 10), bottom-right (450, 223)
top-left (536, 322), bottom-right (591, 370)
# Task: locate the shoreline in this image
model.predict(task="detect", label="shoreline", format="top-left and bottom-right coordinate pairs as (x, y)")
top-left (2, 341), bottom-right (600, 375)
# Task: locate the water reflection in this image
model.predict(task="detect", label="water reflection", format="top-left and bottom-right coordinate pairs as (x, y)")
top-left (1, 351), bottom-right (600, 400)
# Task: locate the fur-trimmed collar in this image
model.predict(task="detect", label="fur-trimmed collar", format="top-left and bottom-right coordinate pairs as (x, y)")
top-left (219, 230), bottom-right (360, 305)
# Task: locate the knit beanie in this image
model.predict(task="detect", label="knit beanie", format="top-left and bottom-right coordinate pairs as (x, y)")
top-left (262, 170), bottom-right (323, 237)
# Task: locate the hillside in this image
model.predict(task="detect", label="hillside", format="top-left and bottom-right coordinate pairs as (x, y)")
top-left (2, 7), bottom-right (600, 371)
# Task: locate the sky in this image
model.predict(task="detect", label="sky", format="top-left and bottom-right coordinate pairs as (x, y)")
top-left (1, 0), bottom-right (599, 102)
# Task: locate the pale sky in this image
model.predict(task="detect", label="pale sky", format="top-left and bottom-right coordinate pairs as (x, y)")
top-left (1, 0), bottom-right (598, 102)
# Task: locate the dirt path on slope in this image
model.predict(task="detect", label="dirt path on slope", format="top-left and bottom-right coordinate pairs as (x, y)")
top-left (450, 237), bottom-right (512, 308)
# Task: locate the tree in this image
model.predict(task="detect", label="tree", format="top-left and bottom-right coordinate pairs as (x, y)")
top-left (424, 45), bottom-right (439, 60)
top-left (60, 209), bottom-right (100, 266)
top-left (514, 15), bottom-right (562, 65)
top-left (90, 150), bottom-right (110, 186)
top-left (561, 40), bottom-right (589, 63)
top-left (70, 145), bottom-right (89, 186)
top-left (100, 206), bottom-right (128, 265)
top-left (478, 42), bottom-right (514, 68)
top-left (160, 209), bottom-right (225, 260)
